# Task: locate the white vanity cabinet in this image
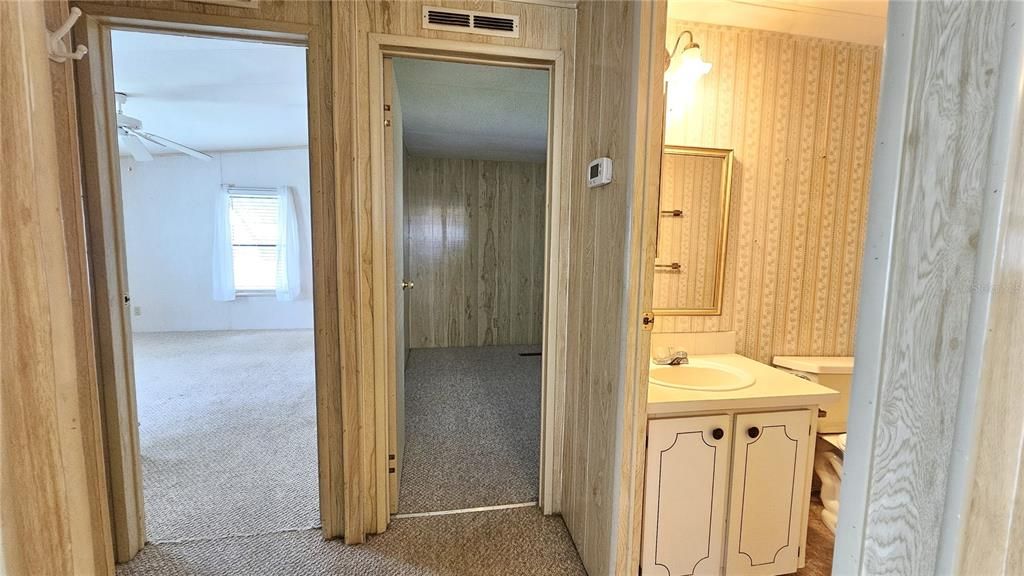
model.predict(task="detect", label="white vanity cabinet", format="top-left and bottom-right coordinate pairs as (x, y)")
top-left (642, 409), bottom-right (813, 576)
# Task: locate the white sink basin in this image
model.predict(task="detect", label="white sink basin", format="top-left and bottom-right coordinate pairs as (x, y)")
top-left (650, 360), bottom-right (755, 391)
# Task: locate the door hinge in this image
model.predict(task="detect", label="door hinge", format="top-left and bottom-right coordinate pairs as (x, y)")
top-left (642, 312), bottom-right (655, 331)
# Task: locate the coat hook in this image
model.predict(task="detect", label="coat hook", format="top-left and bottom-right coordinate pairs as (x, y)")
top-left (48, 7), bottom-right (88, 63)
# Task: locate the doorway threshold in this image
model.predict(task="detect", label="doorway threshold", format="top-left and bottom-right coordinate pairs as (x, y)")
top-left (392, 501), bottom-right (538, 520)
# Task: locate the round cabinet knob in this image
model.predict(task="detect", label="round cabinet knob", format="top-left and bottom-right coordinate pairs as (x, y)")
top-left (711, 428), bottom-right (724, 440)
top-left (747, 426), bottom-right (760, 439)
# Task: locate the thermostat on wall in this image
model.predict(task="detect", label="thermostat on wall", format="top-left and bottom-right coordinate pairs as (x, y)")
top-left (587, 157), bottom-right (613, 188)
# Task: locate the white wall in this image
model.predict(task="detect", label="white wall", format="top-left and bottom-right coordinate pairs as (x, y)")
top-left (120, 148), bottom-right (313, 332)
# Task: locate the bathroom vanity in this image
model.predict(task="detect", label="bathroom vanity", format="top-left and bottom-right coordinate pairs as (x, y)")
top-left (642, 354), bottom-right (838, 576)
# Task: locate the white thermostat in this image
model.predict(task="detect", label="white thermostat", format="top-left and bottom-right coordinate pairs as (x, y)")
top-left (587, 157), bottom-right (613, 188)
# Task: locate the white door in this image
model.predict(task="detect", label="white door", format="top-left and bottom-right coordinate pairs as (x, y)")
top-left (643, 415), bottom-right (732, 576)
top-left (726, 410), bottom-right (812, 575)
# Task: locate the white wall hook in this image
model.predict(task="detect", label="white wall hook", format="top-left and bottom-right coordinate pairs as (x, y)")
top-left (48, 7), bottom-right (88, 63)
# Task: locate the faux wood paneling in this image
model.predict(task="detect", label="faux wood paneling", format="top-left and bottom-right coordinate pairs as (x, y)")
top-left (961, 35), bottom-right (1024, 573)
top-left (405, 156), bottom-right (546, 348)
top-left (839, 2), bottom-right (1007, 569)
top-left (561, 1), bottom-right (641, 574)
top-left (834, 1), bottom-right (1014, 573)
top-left (1, 1), bottom-right (110, 573)
top-left (655, 20), bottom-right (882, 365)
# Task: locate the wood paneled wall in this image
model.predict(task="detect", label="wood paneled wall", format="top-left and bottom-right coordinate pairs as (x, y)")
top-left (405, 156), bottom-right (546, 348)
top-left (1, 1), bottom-right (111, 573)
top-left (655, 20), bottom-right (882, 364)
top-left (561, 1), bottom-right (641, 574)
top-left (834, 1), bottom-right (1020, 573)
top-left (960, 17), bottom-right (1024, 570)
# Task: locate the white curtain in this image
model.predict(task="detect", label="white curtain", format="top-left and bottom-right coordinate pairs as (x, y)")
top-left (275, 186), bottom-right (301, 301)
top-left (211, 185), bottom-right (236, 301)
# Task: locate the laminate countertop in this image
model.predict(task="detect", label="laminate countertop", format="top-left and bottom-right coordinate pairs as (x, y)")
top-left (647, 354), bottom-right (840, 416)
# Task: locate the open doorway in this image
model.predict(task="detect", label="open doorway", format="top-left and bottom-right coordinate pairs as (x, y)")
top-left (387, 57), bottom-right (551, 516)
top-left (110, 30), bottom-right (317, 543)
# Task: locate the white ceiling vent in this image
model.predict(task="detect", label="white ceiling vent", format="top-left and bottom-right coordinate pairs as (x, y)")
top-left (422, 6), bottom-right (520, 38)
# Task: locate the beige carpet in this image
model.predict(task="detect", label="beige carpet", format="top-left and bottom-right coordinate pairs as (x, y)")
top-left (132, 330), bottom-right (318, 543)
top-left (400, 346), bottom-right (542, 513)
top-left (116, 506), bottom-right (586, 576)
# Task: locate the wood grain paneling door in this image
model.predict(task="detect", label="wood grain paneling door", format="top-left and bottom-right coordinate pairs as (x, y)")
top-left (726, 410), bottom-right (811, 575)
top-left (643, 415), bottom-right (731, 575)
top-left (384, 57), bottom-right (406, 515)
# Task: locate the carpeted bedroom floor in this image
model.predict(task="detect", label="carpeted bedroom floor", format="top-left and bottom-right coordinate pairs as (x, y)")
top-left (132, 330), bottom-right (319, 543)
top-left (400, 345), bottom-right (543, 514)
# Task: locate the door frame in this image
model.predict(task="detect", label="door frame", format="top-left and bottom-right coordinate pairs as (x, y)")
top-left (71, 4), bottom-right (342, 562)
top-left (365, 34), bottom-right (569, 530)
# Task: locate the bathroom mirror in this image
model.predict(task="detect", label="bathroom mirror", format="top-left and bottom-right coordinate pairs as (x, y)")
top-left (653, 145), bottom-right (733, 316)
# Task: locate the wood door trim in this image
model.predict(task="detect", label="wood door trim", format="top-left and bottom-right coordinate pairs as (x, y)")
top-left (74, 16), bottom-right (146, 560)
top-left (71, 5), bottom-right (344, 560)
top-left (621, 2), bottom-right (668, 574)
top-left (364, 33), bottom-right (569, 538)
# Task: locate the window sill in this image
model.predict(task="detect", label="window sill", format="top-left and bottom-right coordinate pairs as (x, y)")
top-left (235, 290), bottom-right (275, 298)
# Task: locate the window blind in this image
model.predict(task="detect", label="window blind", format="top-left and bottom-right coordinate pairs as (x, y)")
top-left (228, 194), bottom-right (279, 291)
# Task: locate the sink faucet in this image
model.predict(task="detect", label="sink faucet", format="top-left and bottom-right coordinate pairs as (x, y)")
top-left (653, 347), bottom-right (688, 365)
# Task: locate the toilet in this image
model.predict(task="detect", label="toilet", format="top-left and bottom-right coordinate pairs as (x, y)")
top-left (772, 356), bottom-right (854, 535)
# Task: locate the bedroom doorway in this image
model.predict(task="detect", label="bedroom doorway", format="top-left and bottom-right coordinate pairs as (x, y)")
top-left (384, 56), bottom-right (551, 518)
top-left (73, 7), bottom-right (340, 561)
top-left (109, 29), bottom-right (317, 544)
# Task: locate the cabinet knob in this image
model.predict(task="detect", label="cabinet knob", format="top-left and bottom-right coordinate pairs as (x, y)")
top-left (747, 426), bottom-right (760, 439)
top-left (711, 428), bottom-right (724, 440)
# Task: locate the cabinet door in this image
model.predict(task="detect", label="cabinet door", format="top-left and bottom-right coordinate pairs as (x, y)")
top-left (725, 410), bottom-right (812, 575)
top-left (643, 415), bottom-right (731, 576)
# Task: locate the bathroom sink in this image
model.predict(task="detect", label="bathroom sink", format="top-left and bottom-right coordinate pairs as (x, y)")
top-left (649, 361), bottom-right (755, 391)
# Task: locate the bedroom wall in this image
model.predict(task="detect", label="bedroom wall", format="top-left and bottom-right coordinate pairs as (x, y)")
top-left (120, 148), bottom-right (314, 332)
top-left (403, 155), bottom-right (546, 348)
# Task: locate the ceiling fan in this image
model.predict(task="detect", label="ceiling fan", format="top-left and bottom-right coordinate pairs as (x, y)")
top-left (116, 92), bottom-right (212, 162)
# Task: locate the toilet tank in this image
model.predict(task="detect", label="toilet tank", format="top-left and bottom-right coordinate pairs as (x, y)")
top-left (772, 356), bottom-right (854, 434)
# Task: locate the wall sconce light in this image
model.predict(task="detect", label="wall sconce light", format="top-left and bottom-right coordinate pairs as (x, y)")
top-left (665, 30), bottom-right (711, 84)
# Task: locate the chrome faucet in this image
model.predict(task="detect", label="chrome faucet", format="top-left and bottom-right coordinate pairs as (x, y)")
top-left (653, 347), bottom-right (688, 365)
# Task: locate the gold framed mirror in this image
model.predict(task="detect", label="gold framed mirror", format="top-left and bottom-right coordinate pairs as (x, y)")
top-left (653, 145), bottom-right (733, 316)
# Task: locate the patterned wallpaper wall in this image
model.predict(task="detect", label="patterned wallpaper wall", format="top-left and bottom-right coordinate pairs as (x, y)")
top-left (656, 20), bottom-right (882, 363)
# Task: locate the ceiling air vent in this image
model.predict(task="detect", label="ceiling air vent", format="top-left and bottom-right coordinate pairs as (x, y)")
top-left (422, 6), bottom-right (520, 38)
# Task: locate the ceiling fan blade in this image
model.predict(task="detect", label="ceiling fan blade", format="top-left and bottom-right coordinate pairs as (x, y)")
top-left (119, 132), bottom-right (153, 162)
top-left (136, 130), bottom-right (213, 161)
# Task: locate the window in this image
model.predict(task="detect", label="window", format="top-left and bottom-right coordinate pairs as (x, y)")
top-left (213, 185), bottom-right (300, 302)
top-left (228, 194), bottom-right (279, 293)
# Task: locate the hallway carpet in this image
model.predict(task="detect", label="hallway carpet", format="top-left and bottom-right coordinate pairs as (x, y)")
top-left (400, 346), bottom-right (542, 514)
top-left (116, 506), bottom-right (586, 576)
top-left (132, 330), bottom-right (318, 543)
